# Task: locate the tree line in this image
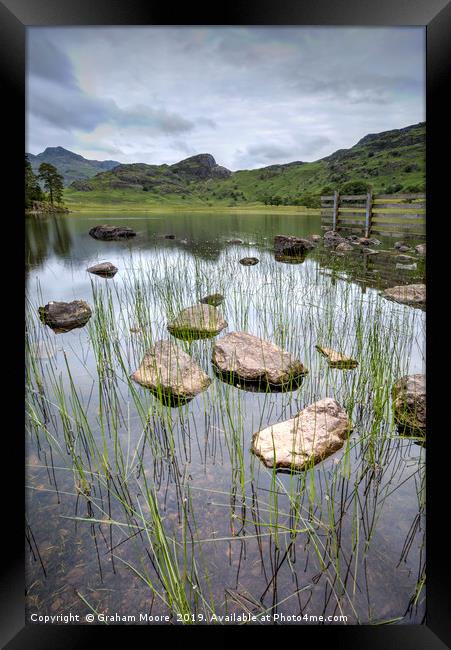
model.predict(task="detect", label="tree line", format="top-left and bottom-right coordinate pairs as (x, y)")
top-left (25, 155), bottom-right (64, 209)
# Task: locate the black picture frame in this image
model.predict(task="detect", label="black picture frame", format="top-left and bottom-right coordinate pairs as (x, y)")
top-left (1, 1), bottom-right (450, 647)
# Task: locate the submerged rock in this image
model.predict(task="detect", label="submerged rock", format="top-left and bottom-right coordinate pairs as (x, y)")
top-left (212, 331), bottom-right (308, 390)
top-left (316, 345), bottom-right (358, 369)
top-left (251, 398), bottom-right (352, 471)
top-left (383, 284), bottom-right (426, 307)
top-left (392, 374), bottom-right (426, 434)
top-left (89, 225), bottom-right (136, 240)
top-left (131, 340), bottom-right (211, 404)
top-left (167, 303), bottom-right (227, 339)
top-left (239, 257), bottom-right (259, 266)
top-left (164, 234), bottom-right (176, 239)
top-left (87, 262), bottom-right (118, 278)
top-left (39, 300), bottom-right (92, 333)
top-left (274, 235), bottom-right (315, 256)
top-left (200, 293), bottom-right (225, 307)
top-left (227, 238), bottom-right (244, 244)
top-left (275, 253), bottom-right (307, 264)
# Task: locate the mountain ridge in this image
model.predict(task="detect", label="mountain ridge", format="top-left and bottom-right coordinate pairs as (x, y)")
top-left (27, 146), bottom-right (121, 186)
top-left (32, 121), bottom-right (425, 207)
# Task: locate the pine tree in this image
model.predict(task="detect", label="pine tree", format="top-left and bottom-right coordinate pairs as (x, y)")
top-left (25, 155), bottom-right (43, 208)
top-left (38, 162), bottom-right (64, 205)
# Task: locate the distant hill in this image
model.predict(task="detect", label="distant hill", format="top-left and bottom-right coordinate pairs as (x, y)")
top-left (27, 147), bottom-right (120, 186)
top-left (62, 122), bottom-right (425, 208)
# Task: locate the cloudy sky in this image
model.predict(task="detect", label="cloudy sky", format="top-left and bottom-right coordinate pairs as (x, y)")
top-left (26, 27), bottom-right (425, 170)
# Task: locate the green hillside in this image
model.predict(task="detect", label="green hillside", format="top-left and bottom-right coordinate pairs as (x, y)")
top-left (63, 122), bottom-right (425, 210)
top-left (27, 147), bottom-right (120, 187)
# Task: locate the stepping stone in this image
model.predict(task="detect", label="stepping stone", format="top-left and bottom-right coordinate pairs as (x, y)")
top-left (131, 340), bottom-right (211, 404)
top-left (89, 225), bottom-right (136, 240)
top-left (316, 345), bottom-right (358, 369)
top-left (167, 303), bottom-right (227, 339)
top-left (392, 374), bottom-right (426, 435)
top-left (87, 262), bottom-right (118, 277)
top-left (212, 331), bottom-right (308, 390)
top-left (38, 300), bottom-right (92, 333)
top-left (383, 284), bottom-right (425, 307)
top-left (239, 257), bottom-right (259, 266)
top-left (200, 293), bottom-right (225, 307)
top-left (252, 398), bottom-right (352, 471)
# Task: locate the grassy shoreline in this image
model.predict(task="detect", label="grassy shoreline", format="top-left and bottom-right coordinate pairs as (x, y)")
top-left (64, 202), bottom-right (321, 216)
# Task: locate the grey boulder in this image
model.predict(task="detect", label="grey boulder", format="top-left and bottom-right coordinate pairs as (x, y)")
top-left (274, 235), bottom-right (315, 256)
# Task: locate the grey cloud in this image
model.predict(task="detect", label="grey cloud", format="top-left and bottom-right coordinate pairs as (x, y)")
top-left (247, 144), bottom-right (299, 161)
top-left (27, 36), bottom-right (78, 87)
top-left (26, 27), bottom-right (425, 168)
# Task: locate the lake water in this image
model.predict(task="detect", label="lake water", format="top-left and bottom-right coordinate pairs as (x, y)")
top-left (25, 212), bottom-right (425, 625)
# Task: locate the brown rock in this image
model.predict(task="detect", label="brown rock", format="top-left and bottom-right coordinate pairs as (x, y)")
top-left (392, 374), bottom-right (426, 434)
top-left (383, 284), bottom-right (426, 307)
top-left (131, 340), bottom-right (211, 404)
top-left (212, 331), bottom-right (308, 389)
top-left (252, 398), bottom-right (352, 470)
top-left (239, 257), bottom-right (259, 266)
top-left (38, 300), bottom-right (92, 333)
top-left (335, 242), bottom-right (354, 252)
top-left (87, 262), bottom-right (118, 277)
top-left (89, 225), bottom-right (136, 240)
top-left (167, 304), bottom-right (227, 339)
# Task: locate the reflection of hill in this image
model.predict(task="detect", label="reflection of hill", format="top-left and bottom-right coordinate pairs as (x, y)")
top-left (26, 216), bottom-right (73, 270)
top-left (26, 212), bottom-right (324, 269)
top-left (313, 246), bottom-right (425, 292)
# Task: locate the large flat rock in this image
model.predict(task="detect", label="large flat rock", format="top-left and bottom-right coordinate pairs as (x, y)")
top-left (167, 303), bottom-right (227, 339)
top-left (252, 398), bottom-right (352, 470)
top-left (38, 300), bottom-right (92, 333)
top-left (212, 331), bottom-right (308, 389)
top-left (383, 284), bottom-right (426, 307)
top-left (392, 373), bottom-right (426, 434)
top-left (89, 225), bottom-right (136, 240)
top-left (131, 340), bottom-right (211, 403)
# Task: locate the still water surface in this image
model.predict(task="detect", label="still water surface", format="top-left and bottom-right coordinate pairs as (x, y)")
top-left (25, 212), bottom-right (425, 625)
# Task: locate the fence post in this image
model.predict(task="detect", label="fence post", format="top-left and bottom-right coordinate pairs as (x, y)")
top-left (364, 190), bottom-right (373, 238)
top-left (332, 191), bottom-right (339, 231)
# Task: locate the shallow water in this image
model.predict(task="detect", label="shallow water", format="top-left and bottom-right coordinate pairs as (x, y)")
top-left (25, 212), bottom-right (425, 625)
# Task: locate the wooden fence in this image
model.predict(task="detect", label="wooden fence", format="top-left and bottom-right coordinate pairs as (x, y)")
top-left (321, 192), bottom-right (425, 239)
